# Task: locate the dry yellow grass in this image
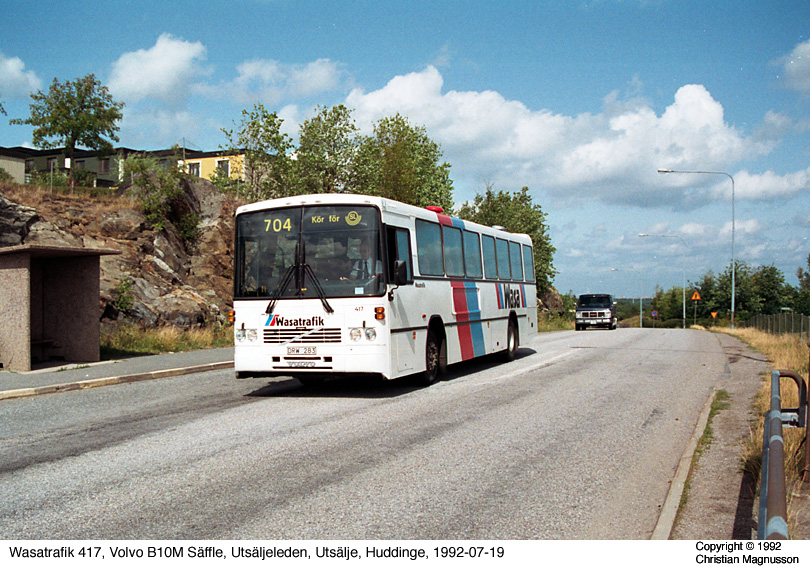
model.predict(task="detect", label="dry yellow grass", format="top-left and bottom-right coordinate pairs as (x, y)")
top-left (100, 322), bottom-right (232, 358)
top-left (0, 182), bottom-right (137, 213)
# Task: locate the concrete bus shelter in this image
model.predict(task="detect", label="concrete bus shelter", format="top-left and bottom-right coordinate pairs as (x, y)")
top-left (0, 244), bottom-right (119, 372)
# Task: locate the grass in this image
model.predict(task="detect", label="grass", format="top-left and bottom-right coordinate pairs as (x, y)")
top-left (537, 313), bottom-right (575, 332)
top-left (100, 322), bottom-right (233, 359)
top-left (700, 390), bottom-right (732, 456)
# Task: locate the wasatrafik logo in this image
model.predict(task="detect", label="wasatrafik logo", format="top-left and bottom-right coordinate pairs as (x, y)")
top-left (265, 314), bottom-right (325, 327)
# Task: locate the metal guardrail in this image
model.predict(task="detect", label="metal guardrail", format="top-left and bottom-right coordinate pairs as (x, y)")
top-left (758, 369), bottom-right (808, 539)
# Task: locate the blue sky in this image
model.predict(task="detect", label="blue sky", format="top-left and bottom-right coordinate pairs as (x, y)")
top-left (1, 0), bottom-right (809, 300)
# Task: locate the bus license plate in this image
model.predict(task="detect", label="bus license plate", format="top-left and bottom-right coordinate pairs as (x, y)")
top-left (287, 346), bottom-right (317, 355)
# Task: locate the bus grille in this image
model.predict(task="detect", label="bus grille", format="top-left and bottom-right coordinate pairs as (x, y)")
top-left (263, 328), bottom-right (342, 344)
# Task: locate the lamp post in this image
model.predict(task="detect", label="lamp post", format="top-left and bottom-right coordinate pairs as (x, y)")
top-left (658, 168), bottom-right (736, 329)
top-left (611, 267), bottom-right (643, 328)
top-left (639, 233), bottom-right (686, 329)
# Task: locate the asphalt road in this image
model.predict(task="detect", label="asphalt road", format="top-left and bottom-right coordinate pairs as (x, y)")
top-left (0, 328), bottom-right (730, 539)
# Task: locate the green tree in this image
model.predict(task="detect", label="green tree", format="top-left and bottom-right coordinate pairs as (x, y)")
top-left (296, 104), bottom-right (358, 194)
top-left (456, 186), bottom-right (556, 295)
top-left (221, 103), bottom-right (294, 201)
top-left (354, 114), bottom-right (453, 210)
top-left (711, 262), bottom-right (759, 321)
top-left (10, 74), bottom-right (124, 187)
top-left (797, 253), bottom-right (810, 291)
top-left (650, 285), bottom-right (685, 322)
top-left (0, 92), bottom-right (6, 116)
top-left (796, 254), bottom-right (810, 314)
top-left (751, 264), bottom-right (790, 315)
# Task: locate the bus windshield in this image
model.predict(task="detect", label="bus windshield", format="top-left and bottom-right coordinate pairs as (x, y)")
top-left (235, 205), bottom-right (384, 300)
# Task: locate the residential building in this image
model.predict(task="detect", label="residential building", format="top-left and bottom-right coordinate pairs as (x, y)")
top-left (182, 150), bottom-right (245, 182)
top-left (0, 147), bottom-right (26, 184)
top-left (0, 146), bottom-right (247, 188)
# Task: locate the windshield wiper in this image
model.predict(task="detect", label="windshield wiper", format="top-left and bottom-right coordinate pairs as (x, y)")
top-left (302, 263), bottom-right (334, 314)
top-left (265, 263), bottom-right (297, 315)
top-left (265, 243), bottom-right (334, 315)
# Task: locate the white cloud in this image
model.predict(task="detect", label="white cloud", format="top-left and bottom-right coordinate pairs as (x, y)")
top-left (679, 222), bottom-right (710, 238)
top-left (707, 168), bottom-right (810, 201)
top-left (720, 218), bottom-right (761, 238)
top-left (555, 84), bottom-right (766, 196)
top-left (118, 108), bottom-right (204, 149)
top-left (288, 59), bottom-right (344, 97)
top-left (109, 34), bottom-right (208, 106)
top-left (754, 110), bottom-right (793, 142)
top-left (0, 53), bottom-right (42, 97)
top-left (778, 38), bottom-right (810, 95)
top-left (213, 58), bottom-right (346, 105)
top-left (344, 68), bottom-right (777, 207)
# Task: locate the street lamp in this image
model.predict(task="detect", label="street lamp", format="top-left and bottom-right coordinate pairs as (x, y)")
top-left (639, 233), bottom-right (686, 329)
top-left (658, 168), bottom-right (736, 329)
top-left (611, 267), bottom-right (643, 328)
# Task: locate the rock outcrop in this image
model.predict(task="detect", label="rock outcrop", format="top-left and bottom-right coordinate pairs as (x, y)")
top-left (0, 193), bottom-right (38, 246)
top-left (0, 180), bottom-right (237, 328)
top-left (539, 287), bottom-right (565, 316)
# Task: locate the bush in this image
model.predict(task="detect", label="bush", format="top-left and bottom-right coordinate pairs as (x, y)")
top-left (121, 152), bottom-right (184, 230)
top-left (113, 276), bottom-right (135, 312)
top-left (28, 168), bottom-right (71, 187)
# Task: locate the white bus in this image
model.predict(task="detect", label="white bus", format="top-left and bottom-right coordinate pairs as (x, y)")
top-left (232, 193), bottom-right (537, 386)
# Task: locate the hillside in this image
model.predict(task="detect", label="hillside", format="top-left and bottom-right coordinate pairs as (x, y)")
top-left (0, 180), bottom-right (238, 328)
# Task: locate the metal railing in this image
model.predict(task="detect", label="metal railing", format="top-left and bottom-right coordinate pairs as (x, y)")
top-left (759, 369), bottom-right (808, 539)
top-left (744, 313), bottom-right (810, 342)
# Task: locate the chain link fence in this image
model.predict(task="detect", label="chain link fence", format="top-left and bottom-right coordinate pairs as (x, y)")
top-left (742, 313), bottom-right (810, 343)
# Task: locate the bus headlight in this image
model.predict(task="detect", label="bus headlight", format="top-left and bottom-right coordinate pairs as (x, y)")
top-left (349, 327), bottom-right (377, 341)
top-left (236, 328), bottom-right (259, 342)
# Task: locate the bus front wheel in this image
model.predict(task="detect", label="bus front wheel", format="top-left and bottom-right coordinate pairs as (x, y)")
top-left (418, 330), bottom-right (441, 386)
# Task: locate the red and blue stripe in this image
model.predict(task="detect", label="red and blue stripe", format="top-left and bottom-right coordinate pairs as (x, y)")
top-left (435, 212), bottom-right (486, 361)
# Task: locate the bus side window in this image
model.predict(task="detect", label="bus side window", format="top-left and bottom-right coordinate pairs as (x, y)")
top-left (442, 226), bottom-right (464, 277)
top-left (496, 238), bottom-right (510, 279)
top-left (463, 230), bottom-right (483, 278)
top-left (387, 226), bottom-right (413, 283)
top-left (522, 244), bottom-right (535, 282)
top-left (509, 241), bottom-right (523, 281)
top-left (482, 235), bottom-right (497, 279)
top-left (415, 219), bottom-right (444, 276)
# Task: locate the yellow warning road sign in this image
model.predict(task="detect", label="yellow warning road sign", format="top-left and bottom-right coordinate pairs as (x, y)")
top-left (691, 291), bottom-right (702, 301)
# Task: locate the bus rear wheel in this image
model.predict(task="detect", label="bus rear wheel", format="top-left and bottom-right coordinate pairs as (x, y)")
top-left (503, 319), bottom-right (518, 362)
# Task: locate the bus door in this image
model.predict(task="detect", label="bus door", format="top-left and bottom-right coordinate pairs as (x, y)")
top-left (385, 225), bottom-right (418, 374)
